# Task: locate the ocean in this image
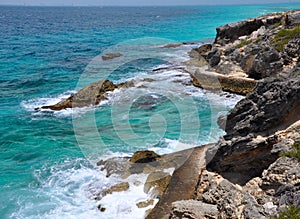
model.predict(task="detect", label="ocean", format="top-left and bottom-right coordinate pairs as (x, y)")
top-left (1, 3), bottom-right (300, 219)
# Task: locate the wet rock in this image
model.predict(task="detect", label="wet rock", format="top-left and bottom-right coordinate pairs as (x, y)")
top-left (161, 43), bottom-right (183, 49)
top-left (97, 204), bottom-right (106, 212)
top-left (136, 199), bottom-right (155, 208)
top-left (170, 200), bottom-right (218, 219)
top-left (144, 171), bottom-right (171, 198)
top-left (97, 157), bottom-right (130, 177)
top-left (95, 182), bottom-right (130, 200)
top-left (129, 150), bottom-right (161, 163)
top-left (101, 52), bottom-right (123, 60)
top-left (39, 79), bottom-right (116, 110)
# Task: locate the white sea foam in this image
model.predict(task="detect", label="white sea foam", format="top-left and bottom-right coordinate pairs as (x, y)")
top-left (11, 157), bottom-right (158, 219)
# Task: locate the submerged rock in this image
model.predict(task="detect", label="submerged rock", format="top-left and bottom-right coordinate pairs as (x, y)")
top-left (95, 182), bottom-right (130, 200)
top-left (39, 79), bottom-right (116, 110)
top-left (101, 52), bottom-right (123, 60)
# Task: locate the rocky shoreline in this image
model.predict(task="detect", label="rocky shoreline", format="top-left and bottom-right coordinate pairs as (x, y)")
top-left (159, 10), bottom-right (300, 219)
top-left (38, 10), bottom-right (300, 218)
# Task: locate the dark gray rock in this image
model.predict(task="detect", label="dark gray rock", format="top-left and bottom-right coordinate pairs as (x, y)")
top-left (284, 38), bottom-right (300, 58)
top-left (248, 47), bottom-right (282, 79)
top-left (215, 19), bottom-right (264, 45)
top-left (207, 48), bottom-right (221, 67)
top-left (286, 11), bottom-right (300, 26)
top-left (220, 78), bottom-right (300, 138)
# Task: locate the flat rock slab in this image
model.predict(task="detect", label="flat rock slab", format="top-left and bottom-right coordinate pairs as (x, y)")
top-left (146, 146), bottom-right (207, 219)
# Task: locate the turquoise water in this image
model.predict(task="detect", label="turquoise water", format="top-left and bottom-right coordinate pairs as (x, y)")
top-left (1, 3), bottom-right (300, 218)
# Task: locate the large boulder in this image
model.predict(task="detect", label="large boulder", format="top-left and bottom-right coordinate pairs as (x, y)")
top-left (39, 79), bottom-right (116, 110)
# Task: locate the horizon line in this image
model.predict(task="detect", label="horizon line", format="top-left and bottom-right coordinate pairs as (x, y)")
top-left (0, 1), bottom-right (297, 7)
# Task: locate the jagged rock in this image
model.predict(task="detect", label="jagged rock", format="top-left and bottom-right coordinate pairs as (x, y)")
top-left (215, 19), bottom-right (264, 45)
top-left (189, 44), bottom-right (212, 59)
top-left (170, 200), bottom-right (218, 219)
top-left (284, 38), bottom-right (300, 58)
top-left (220, 78), bottom-right (300, 138)
top-left (136, 199), bottom-right (155, 208)
top-left (248, 47), bottom-right (282, 79)
top-left (276, 184), bottom-right (300, 209)
top-left (194, 170), bottom-right (266, 219)
top-left (95, 182), bottom-right (130, 200)
top-left (207, 48), bottom-right (221, 67)
top-left (97, 157), bottom-right (130, 177)
top-left (39, 79), bottom-right (116, 110)
top-left (214, 13), bottom-right (283, 45)
top-left (144, 171), bottom-right (171, 198)
top-left (129, 150), bottom-right (161, 163)
top-left (286, 11), bottom-right (300, 26)
top-left (261, 157), bottom-right (300, 194)
top-left (101, 52), bottom-right (123, 60)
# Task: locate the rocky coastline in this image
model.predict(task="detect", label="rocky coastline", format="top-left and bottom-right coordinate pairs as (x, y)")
top-left (38, 10), bottom-right (300, 218)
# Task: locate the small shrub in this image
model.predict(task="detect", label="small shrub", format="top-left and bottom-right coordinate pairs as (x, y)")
top-left (280, 141), bottom-right (300, 162)
top-left (276, 205), bottom-right (300, 219)
top-left (236, 39), bottom-right (253, 48)
top-left (272, 26), bottom-right (300, 51)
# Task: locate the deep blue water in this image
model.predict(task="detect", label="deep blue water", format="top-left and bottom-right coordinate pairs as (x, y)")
top-left (1, 3), bottom-right (300, 218)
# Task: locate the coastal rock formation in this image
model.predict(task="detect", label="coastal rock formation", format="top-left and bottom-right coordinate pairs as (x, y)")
top-left (154, 11), bottom-right (300, 219)
top-left (187, 10), bottom-right (300, 82)
top-left (220, 78), bottom-right (300, 138)
top-left (214, 15), bottom-right (285, 46)
top-left (39, 79), bottom-right (116, 110)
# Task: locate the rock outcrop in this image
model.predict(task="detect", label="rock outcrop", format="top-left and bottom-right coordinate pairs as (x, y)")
top-left (39, 79), bottom-right (117, 110)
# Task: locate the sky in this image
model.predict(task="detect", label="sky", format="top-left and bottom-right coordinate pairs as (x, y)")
top-left (0, 0), bottom-right (298, 6)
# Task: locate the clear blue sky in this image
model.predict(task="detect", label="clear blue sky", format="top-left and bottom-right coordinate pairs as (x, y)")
top-left (0, 0), bottom-right (298, 6)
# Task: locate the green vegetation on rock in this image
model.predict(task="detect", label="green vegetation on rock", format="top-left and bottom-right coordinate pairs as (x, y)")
top-left (236, 39), bottom-right (253, 48)
top-left (280, 141), bottom-right (300, 162)
top-left (273, 205), bottom-right (300, 219)
top-left (272, 26), bottom-right (300, 51)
